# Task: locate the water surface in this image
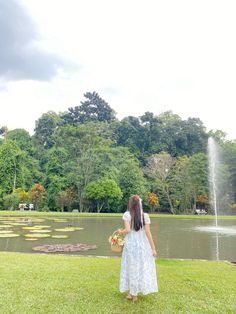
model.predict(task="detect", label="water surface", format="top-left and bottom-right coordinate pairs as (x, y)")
top-left (0, 216), bottom-right (236, 261)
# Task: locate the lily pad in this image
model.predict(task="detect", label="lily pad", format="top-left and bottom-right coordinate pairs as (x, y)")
top-left (54, 228), bottom-right (76, 232)
top-left (0, 233), bottom-right (20, 238)
top-left (25, 238), bottom-right (38, 241)
top-left (0, 230), bottom-right (13, 234)
top-left (7, 223), bottom-right (28, 226)
top-left (30, 229), bottom-right (52, 233)
top-left (33, 225), bottom-right (51, 229)
top-left (30, 219), bottom-right (45, 223)
top-left (0, 225), bottom-right (13, 228)
top-left (22, 227), bottom-right (44, 230)
top-left (74, 227), bottom-right (84, 230)
top-left (51, 235), bottom-right (69, 239)
top-left (32, 243), bottom-right (97, 253)
top-left (25, 234), bottom-right (51, 238)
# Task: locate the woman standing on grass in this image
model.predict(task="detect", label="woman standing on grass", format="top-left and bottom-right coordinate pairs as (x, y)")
top-left (119, 194), bottom-right (158, 301)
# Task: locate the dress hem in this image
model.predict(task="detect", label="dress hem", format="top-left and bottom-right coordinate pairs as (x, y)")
top-left (119, 288), bottom-right (158, 295)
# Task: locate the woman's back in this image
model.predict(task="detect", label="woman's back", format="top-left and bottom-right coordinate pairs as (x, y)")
top-left (120, 208), bottom-right (158, 296)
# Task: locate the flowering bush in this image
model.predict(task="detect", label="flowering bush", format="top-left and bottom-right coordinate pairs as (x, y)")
top-left (148, 192), bottom-right (159, 211)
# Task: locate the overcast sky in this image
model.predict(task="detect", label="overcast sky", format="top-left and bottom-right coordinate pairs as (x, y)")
top-left (0, 0), bottom-right (236, 139)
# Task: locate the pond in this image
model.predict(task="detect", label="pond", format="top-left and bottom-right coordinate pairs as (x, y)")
top-left (0, 216), bottom-right (236, 261)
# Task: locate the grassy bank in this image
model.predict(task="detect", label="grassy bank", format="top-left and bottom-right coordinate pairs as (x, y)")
top-left (0, 210), bottom-right (236, 220)
top-left (0, 253), bottom-right (235, 314)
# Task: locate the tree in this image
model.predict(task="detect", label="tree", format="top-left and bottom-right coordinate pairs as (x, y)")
top-left (45, 175), bottom-right (65, 210)
top-left (223, 141), bottom-right (236, 205)
top-left (3, 188), bottom-right (30, 210)
top-left (55, 188), bottom-right (77, 212)
top-left (0, 141), bottom-right (22, 200)
top-left (85, 179), bottom-right (122, 212)
top-left (43, 147), bottom-right (68, 177)
top-left (30, 183), bottom-right (46, 210)
top-left (144, 152), bottom-right (176, 213)
top-left (114, 116), bottom-right (145, 160)
top-left (168, 156), bottom-right (193, 213)
top-left (208, 129), bottom-right (227, 144)
top-left (147, 192), bottom-right (159, 212)
top-left (139, 112), bottom-right (162, 157)
top-left (33, 111), bottom-right (62, 149)
top-left (118, 159), bottom-right (148, 208)
top-left (182, 117), bottom-right (208, 154)
top-left (188, 153), bottom-right (209, 210)
top-left (8, 128), bottom-right (34, 155)
top-left (62, 91), bottom-right (116, 125)
top-left (0, 141), bottom-right (42, 206)
top-left (3, 193), bottom-right (20, 211)
top-left (197, 194), bottom-right (209, 210)
top-left (157, 111), bottom-right (187, 156)
top-left (53, 122), bottom-right (115, 211)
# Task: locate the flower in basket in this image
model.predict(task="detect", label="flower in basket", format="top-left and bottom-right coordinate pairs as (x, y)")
top-left (108, 230), bottom-right (125, 246)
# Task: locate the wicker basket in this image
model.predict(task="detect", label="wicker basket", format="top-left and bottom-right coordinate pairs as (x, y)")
top-left (111, 243), bottom-right (123, 253)
top-left (110, 230), bottom-right (124, 253)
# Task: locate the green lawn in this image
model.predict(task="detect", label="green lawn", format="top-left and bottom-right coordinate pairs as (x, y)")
top-left (0, 210), bottom-right (236, 220)
top-left (0, 253), bottom-right (235, 314)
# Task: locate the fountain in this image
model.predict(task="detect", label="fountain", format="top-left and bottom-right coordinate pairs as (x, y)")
top-left (208, 137), bottom-right (220, 228)
top-left (194, 137), bottom-right (236, 260)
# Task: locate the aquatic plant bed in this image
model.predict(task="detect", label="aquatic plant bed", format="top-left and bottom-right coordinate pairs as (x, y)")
top-left (32, 243), bottom-right (97, 253)
top-left (0, 253), bottom-right (235, 314)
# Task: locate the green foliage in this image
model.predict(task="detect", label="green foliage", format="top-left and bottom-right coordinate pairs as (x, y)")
top-left (3, 193), bottom-right (20, 211)
top-left (118, 159), bottom-right (148, 207)
top-left (144, 152), bottom-right (176, 213)
top-left (3, 188), bottom-right (30, 210)
top-left (33, 111), bottom-right (62, 149)
top-left (8, 128), bottom-right (35, 155)
top-left (45, 175), bottom-right (66, 210)
top-left (0, 92), bottom-right (235, 213)
top-left (85, 179), bottom-right (122, 212)
top-left (62, 91), bottom-right (116, 125)
top-left (0, 141), bottom-right (29, 201)
top-left (31, 183), bottom-right (46, 210)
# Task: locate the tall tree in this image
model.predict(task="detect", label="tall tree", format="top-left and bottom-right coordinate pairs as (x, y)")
top-left (144, 152), bottom-right (176, 213)
top-left (0, 141), bottom-right (23, 200)
top-left (62, 91), bottom-right (116, 125)
top-left (114, 116), bottom-right (145, 160)
top-left (187, 153), bottom-right (208, 210)
top-left (33, 111), bottom-right (62, 149)
top-left (8, 128), bottom-right (34, 155)
top-left (222, 140), bottom-right (236, 207)
top-left (118, 159), bottom-right (148, 208)
top-left (182, 117), bottom-right (208, 154)
top-left (31, 183), bottom-right (46, 210)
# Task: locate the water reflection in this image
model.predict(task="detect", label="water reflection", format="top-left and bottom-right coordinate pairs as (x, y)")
top-left (216, 232), bottom-right (219, 261)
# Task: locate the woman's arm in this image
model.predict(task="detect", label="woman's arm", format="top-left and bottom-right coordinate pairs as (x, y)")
top-left (144, 224), bottom-right (157, 257)
top-left (118, 220), bottom-right (130, 234)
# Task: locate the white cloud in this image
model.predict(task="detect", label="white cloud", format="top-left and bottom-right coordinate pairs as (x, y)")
top-left (0, 0), bottom-right (236, 139)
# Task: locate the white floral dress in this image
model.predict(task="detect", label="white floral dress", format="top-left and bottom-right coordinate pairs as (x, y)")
top-left (119, 211), bottom-right (158, 296)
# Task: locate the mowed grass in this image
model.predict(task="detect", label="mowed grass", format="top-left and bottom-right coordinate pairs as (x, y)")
top-left (0, 210), bottom-right (236, 220)
top-left (0, 253), bottom-right (235, 314)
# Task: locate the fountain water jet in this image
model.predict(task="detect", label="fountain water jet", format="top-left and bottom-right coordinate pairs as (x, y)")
top-left (208, 137), bottom-right (220, 228)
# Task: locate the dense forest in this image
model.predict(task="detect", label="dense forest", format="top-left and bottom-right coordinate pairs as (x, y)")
top-left (0, 92), bottom-right (236, 214)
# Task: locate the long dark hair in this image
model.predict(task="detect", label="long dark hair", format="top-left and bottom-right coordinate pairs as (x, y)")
top-left (128, 195), bottom-right (145, 231)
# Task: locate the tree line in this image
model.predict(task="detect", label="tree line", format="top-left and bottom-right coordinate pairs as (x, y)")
top-left (0, 91), bottom-right (236, 214)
